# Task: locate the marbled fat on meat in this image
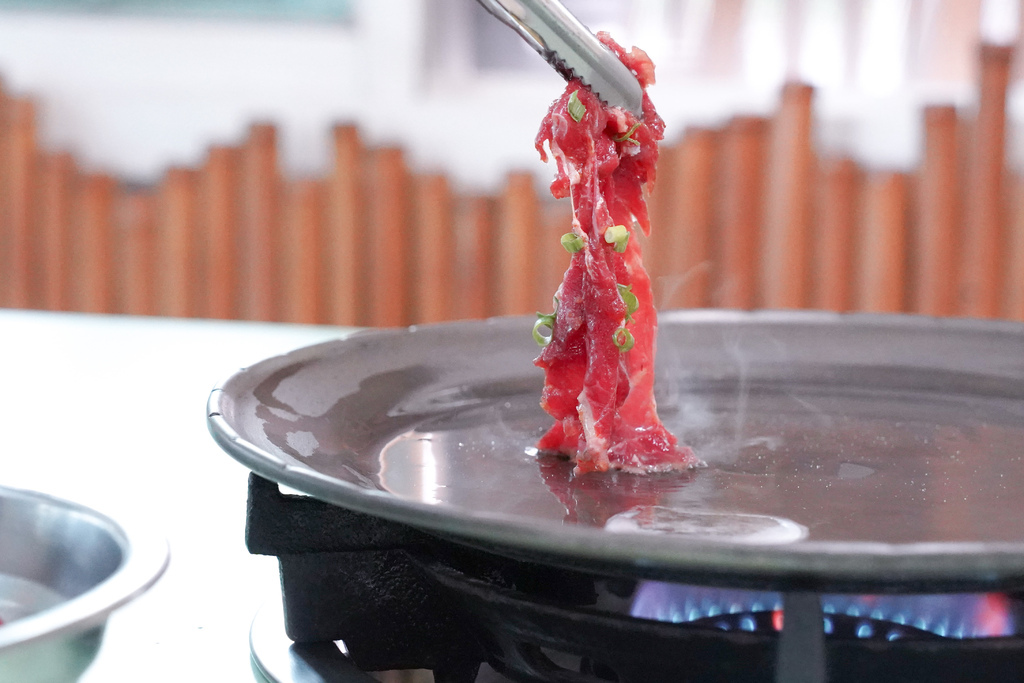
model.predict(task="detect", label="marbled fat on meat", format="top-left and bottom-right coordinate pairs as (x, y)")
top-left (534, 34), bottom-right (698, 474)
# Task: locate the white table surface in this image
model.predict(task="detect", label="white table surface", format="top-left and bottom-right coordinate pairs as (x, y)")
top-left (0, 309), bottom-right (351, 682)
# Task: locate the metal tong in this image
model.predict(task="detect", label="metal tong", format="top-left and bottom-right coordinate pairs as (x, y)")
top-left (475, 0), bottom-right (644, 117)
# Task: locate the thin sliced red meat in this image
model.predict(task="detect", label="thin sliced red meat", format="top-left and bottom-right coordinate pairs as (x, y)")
top-left (534, 33), bottom-right (698, 474)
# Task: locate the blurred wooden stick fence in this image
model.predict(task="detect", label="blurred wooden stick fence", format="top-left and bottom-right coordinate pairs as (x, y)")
top-left (1, 42), bottom-right (1023, 326)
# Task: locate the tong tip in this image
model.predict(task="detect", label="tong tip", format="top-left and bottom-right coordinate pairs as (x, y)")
top-left (476, 0), bottom-right (645, 117)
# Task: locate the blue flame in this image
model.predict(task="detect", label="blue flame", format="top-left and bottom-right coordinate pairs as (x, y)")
top-left (630, 582), bottom-right (1014, 639)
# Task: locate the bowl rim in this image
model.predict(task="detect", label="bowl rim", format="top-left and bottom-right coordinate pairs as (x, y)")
top-left (0, 485), bottom-right (169, 652)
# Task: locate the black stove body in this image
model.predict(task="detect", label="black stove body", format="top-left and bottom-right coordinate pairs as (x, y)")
top-left (246, 474), bottom-right (1024, 683)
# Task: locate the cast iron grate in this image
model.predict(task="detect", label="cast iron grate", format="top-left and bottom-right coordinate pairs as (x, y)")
top-left (245, 474), bottom-right (1024, 683)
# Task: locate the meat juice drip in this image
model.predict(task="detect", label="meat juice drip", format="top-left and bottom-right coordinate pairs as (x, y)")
top-left (534, 34), bottom-right (698, 474)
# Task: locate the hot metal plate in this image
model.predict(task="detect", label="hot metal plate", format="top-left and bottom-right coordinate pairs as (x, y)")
top-left (208, 311), bottom-right (1024, 591)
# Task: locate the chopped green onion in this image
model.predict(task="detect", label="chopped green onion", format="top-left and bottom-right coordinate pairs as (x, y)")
top-left (614, 121), bottom-right (642, 145)
top-left (612, 327), bottom-right (634, 352)
top-left (617, 283), bottom-right (639, 322)
top-left (604, 224), bottom-right (629, 253)
top-left (568, 91), bottom-right (586, 123)
top-left (533, 312), bottom-right (556, 347)
top-left (561, 232), bottom-right (584, 254)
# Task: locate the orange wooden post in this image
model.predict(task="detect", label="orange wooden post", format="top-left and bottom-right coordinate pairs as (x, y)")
top-left (716, 116), bottom-right (766, 309)
top-left (1, 98), bottom-right (37, 308)
top-left (454, 195), bottom-right (496, 320)
top-left (960, 44), bottom-right (1011, 318)
top-left (1003, 174), bottom-right (1024, 321)
top-left (644, 139), bottom-right (680, 304)
top-left (238, 123), bottom-right (281, 321)
top-left (323, 125), bottom-right (365, 326)
top-left (761, 83), bottom-right (815, 309)
top-left (663, 128), bottom-right (718, 310)
top-left (199, 145), bottom-right (240, 320)
top-left (913, 106), bottom-right (960, 316)
top-left (494, 172), bottom-right (539, 316)
top-left (857, 172), bottom-right (909, 313)
top-left (71, 174), bottom-right (117, 314)
top-left (0, 85), bottom-right (7, 307)
top-left (113, 188), bottom-right (157, 316)
top-left (411, 173), bottom-right (455, 323)
top-left (281, 179), bottom-right (325, 324)
top-left (1004, 173), bottom-right (1024, 321)
top-left (365, 147), bottom-right (412, 327)
top-left (813, 157), bottom-right (861, 312)
top-left (37, 152), bottom-right (75, 311)
top-left (155, 167), bottom-right (198, 318)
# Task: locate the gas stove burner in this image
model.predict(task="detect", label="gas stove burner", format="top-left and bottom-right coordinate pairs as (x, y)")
top-left (688, 610), bottom-right (942, 642)
top-left (631, 582), bottom-right (1015, 640)
top-left (237, 475), bottom-right (1024, 683)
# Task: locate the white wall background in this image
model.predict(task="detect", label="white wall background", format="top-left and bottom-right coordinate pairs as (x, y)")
top-left (0, 0), bottom-right (1014, 193)
top-left (0, 0), bottom-right (566, 192)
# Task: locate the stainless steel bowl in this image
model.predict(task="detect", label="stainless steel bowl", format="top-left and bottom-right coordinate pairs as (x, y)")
top-left (0, 486), bottom-right (169, 682)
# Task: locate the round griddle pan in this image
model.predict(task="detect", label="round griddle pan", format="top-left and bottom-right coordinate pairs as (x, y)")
top-left (208, 311), bottom-right (1024, 592)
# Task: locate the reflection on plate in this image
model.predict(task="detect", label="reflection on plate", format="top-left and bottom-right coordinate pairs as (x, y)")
top-left (604, 506), bottom-right (808, 545)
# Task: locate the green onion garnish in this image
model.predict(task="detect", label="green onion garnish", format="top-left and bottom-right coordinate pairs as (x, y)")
top-left (561, 232), bottom-right (584, 254)
top-left (613, 327), bottom-right (634, 352)
top-left (604, 224), bottom-right (629, 253)
top-left (533, 312), bottom-right (556, 347)
top-left (568, 91), bottom-right (586, 123)
top-left (615, 121), bottom-right (642, 145)
top-left (617, 283), bottom-right (639, 322)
